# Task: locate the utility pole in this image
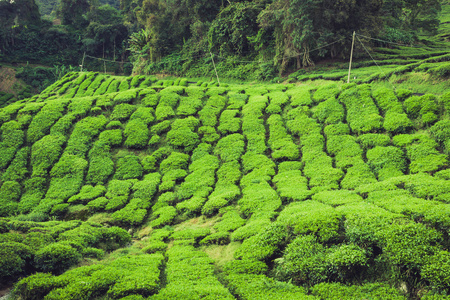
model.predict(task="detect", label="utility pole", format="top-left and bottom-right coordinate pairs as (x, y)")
top-left (80, 52), bottom-right (86, 72)
top-left (347, 31), bottom-right (356, 83)
top-left (210, 52), bottom-right (220, 87)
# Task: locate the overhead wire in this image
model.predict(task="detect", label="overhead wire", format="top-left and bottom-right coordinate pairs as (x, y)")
top-left (355, 34), bottom-right (397, 90)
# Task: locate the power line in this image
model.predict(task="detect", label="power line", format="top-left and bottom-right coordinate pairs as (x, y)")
top-left (356, 33), bottom-right (418, 48)
top-left (356, 34), bottom-right (396, 89)
top-left (213, 36), bottom-right (349, 64)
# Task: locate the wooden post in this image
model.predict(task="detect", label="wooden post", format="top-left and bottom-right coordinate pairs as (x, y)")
top-left (347, 31), bottom-right (356, 83)
top-left (80, 52), bottom-right (86, 72)
top-left (210, 52), bottom-right (220, 87)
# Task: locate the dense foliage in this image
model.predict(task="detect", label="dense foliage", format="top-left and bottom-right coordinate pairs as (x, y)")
top-left (0, 72), bottom-right (449, 299)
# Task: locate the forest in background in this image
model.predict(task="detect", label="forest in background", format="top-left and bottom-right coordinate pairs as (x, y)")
top-left (0, 0), bottom-right (446, 79)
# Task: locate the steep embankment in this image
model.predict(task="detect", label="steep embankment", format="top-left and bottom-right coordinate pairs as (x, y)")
top-left (0, 72), bottom-right (450, 299)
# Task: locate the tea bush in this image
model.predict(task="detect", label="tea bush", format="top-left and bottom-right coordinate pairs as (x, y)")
top-left (218, 109), bottom-right (241, 134)
top-left (34, 242), bottom-right (81, 274)
top-left (68, 185), bottom-right (106, 204)
top-left (64, 115), bottom-right (108, 157)
top-left (273, 169), bottom-right (311, 203)
top-left (124, 119), bottom-right (149, 148)
top-left (111, 103), bottom-right (136, 121)
top-left (338, 85), bottom-right (383, 134)
top-left (3, 146), bottom-right (29, 182)
top-left (27, 100), bottom-right (68, 143)
top-left (114, 155), bottom-right (143, 180)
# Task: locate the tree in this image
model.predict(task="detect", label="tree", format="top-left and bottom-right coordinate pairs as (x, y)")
top-left (257, 0), bottom-right (383, 73)
top-left (57, 0), bottom-right (90, 28)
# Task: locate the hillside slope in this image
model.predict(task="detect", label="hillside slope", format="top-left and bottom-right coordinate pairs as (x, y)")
top-left (1, 72), bottom-right (450, 299)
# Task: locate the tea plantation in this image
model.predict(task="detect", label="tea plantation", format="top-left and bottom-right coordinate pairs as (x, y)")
top-left (1, 72), bottom-right (450, 299)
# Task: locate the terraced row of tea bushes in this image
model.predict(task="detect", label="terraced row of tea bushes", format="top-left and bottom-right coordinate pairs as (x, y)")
top-left (13, 252), bottom-right (162, 300)
top-left (151, 244), bottom-right (234, 299)
top-left (1, 74), bottom-right (450, 298)
top-left (0, 219), bottom-right (130, 282)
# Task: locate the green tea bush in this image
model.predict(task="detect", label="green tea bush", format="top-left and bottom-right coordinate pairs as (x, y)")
top-left (0, 242), bottom-right (33, 280)
top-left (198, 95), bottom-right (226, 126)
top-left (166, 120), bottom-right (200, 151)
top-left (393, 134), bottom-right (448, 173)
top-left (140, 76), bottom-right (157, 88)
top-left (235, 223), bottom-right (288, 261)
top-left (142, 93), bottom-right (159, 107)
top-left (64, 115), bottom-right (108, 157)
top-left (273, 170), bottom-right (311, 203)
top-left (68, 97), bottom-right (95, 117)
top-left (287, 86), bottom-right (312, 106)
top-left (153, 245), bottom-right (233, 299)
top-left (287, 115), bottom-right (322, 137)
top-left (177, 154), bottom-right (218, 211)
top-left (239, 180), bottom-right (281, 217)
top-left (311, 282), bottom-right (406, 299)
top-left (338, 85), bottom-right (383, 134)
top-left (277, 201), bottom-right (341, 242)
top-left (103, 180), bottom-right (133, 211)
top-left (155, 105), bottom-right (175, 120)
top-left (142, 241), bottom-right (168, 254)
top-left (357, 133), bottom-right (391, 149)
top-left (124, 119), bottom-right (149, 148)
top-left (98, 129), bottom-right (123, 146)
top-left (266, 91), bottom-right (289, 113)
top-left (129, 107), bottom-right (154, 125)
top-left (326, 134), bottom-right (363, 168)
top-left (372, 86), bottom-right (404, 113)
top-left (202, 184), bottom-right (240, 216)
top-left (313, 83), bottom-right (341, 102)
top-left (404, 94), bottom-right (439, 125)
top-left (160, 152), bottom-right (190, 174)
top-left (49, 113), bottom-right (76, 136)
top-left (0, 121), bottom-right (24, 169)
top-left (227, 92), bottom-right (248, 109)
top-left (421, 251), bottom-right (450, 290)
top-left (218, 109), bottom-right (241, 134)
top-left (31, 135), bottom-right (65, 177)
top-left (94, 77), bottom-right (114, 95)
top-left (150, 206), bottom-right (177, 228)
top-left (111, 198), bottom-right (148, 226)
top-left (366, 146), bottom-right (406, 179)
top-left (132, 173), bottom-right (161, 201)
top-left (44, 155), bottom-right (88, 203)
top-left (177, 96), bottom-right (203, 116)
top-left (223, 259), bottom-right (268, 275)
top-left (34, 242), bottom-right (81, 274)
top-left (340, 161), bottom-right (377, 189)
top-left (75, 73), bottom-right (96, 97)
top-left (68, 185), bottom-right (106, 204)
top-left (430, 120), bottom-right (450, 153)
top-left (148, 121), bottom-right (169, 137)
top-left (86, 142), bottom-right (114, 185)
top-left (214, 134), bottom-right (245, 162)
top-left (159, 169), bottom-right (187, 192)
top-left (267, 114), bottom-right (299, 160)
top-left (274, 235), bottom-right (327, 284)
top-left (111, 103), bottom-right (136, 121)
top-left (226, 273), bottom-right (310, 299)
top-left (383, 111), bottom-right (413, 133)
top-left (18, 177), bottom-right (47, 214)
top-left (213, 209), bottom-right (246, 232)
top-left (313, 98), bottom-right (345, 124)
top-left (118, 78), bottom-right (131, 92)
top-left (114, 155), bottom-right (143, 180)
top-left (114, 90), bottom-right (138, 104)
top-left (3, 146), bottom-right (29, 182)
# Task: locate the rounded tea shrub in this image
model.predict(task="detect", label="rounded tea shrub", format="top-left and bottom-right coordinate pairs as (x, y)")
top-left (34, 243), bottom-right (81, 274)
